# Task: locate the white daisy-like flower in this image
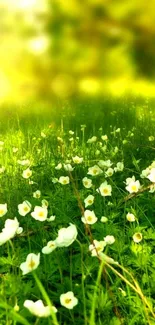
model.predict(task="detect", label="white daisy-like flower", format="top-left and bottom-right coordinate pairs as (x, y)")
top-left (126, 213), bottom-right (136, 222)
top-left (101, 135), bottom-right (108, 141)
top-left (84, 195), bottom-right (94, 208)
top-left (132, 232), bottom-right (143, 243)
top-left (97, 181), bottom-right (112, 196)
top-left (18, 201), bottom-right (32, 216)
top-left (24, 299), bottom-right (57, 317)
top-left (55, 163), bottom-right (62, 170)
top-left (101, 216), bottom-right (108, 223)
top-left (140, 168), bottom-right (150, 179)
top-left (87, 136), bottom-right (97, 143)
top-left (0, 203), bottom-right (7, 217)
top-left (22, 168), bottom-right (32, 179)
top-left (63, 163), bottom-right (74, 172)
top-left (58, 176), bottom-right (70, 185)
top-left (33, 190), bottom-right (41, 198)
top-left (104, 235), bottom-right (115, 245)
top-left (72, 156), bottom-right (83, 164)
top-left (0, 166), bottom-right (5, 174)
top-left (42, 240), bottom-right (57, 254)
top-left (55, 223), bottom-right (78, 247)
top-left (0, 217), bottom-right (20, 246)
top-left (126, 180), bottom-right (141, 193)
top-left (87, 165), bottom-right (103, 176)
top-left (81, 210), bottom-right (98, 225)
top-left (89, 239), bottom-right (106, 256)
top-left (98, 159), bottom-right (112, 168)
top-left (105, 167), bottom-right (114, 177)
top-left (125, 176), bottom-right (135, 185)
top-left (69, 130), bottom-right (74, 135)
top-left (147, 168), bottom-right (155, 183)
top-left (82, 177), bottom-right (92, 188)
top-left (60, 291), bottom-right (78, 309)
top-left (47, 215), bottom-right (56, 222)
top-left (20, 253), bottom-right (40, 275)
top-left (41, 199), bottom-right (49, 208)
top-left (31, 206), bottom-right (48, 221)
top-left (17, 159), bottom-right (30, 166)
top-left (114, 162), bottom-right (124, 172)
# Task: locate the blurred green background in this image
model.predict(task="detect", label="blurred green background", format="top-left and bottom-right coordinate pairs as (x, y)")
top-left (1, 0), bottom-right (155, 111)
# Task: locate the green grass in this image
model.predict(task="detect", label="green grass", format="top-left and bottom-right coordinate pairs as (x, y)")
top-left (0, 100), bottom-right (155, 325)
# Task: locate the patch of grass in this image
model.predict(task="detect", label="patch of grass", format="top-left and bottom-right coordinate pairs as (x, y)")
top-left (0, 100), bottom-right (155, 325)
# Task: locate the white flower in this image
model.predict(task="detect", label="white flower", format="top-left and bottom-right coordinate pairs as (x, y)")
top-left (58, 176), bottom-right (70, 185)
top-left (104, 235), bottom-right (115, 245)
top-left (132, 232), bottom-right (143, 243)
top-left (52, 177), bottom-right (58, 183)
top-left (63, 164), bottom-right (74, 172)
top-left (60, 291), bottom-right (78, 309)
top-left (55, 163), bottom-right (62, 170)
top-left (0, 217), bottom-right (20, 245)
top-left (140, 168), bottom-right (150, 179)
top-left (69, 130), bottom-right (74, 135)
top-left (42, 240), bottom-right (57, 254)
top-left (148, 136), bottom-right (154, 141)
top-left (116, 128), bottom-right (121, 133)
top-left (84, 195), bottom-right (94, 208)
top-left (101, 135), bottom-right (108, 141)
top-left (20, 253), bottom-right (40, 275)
top-left (89, 240), bottom-right (106, 256)
top-left (147, 168), bottom-right (155, 183)
top-left (101, 216), bottom-right (108, 223)
top-left (72, 156), bottom-right (83, 164)
top-left (81, 210), bottom-right (98, 225)
top-left (55, 223), bottom-right (78, 247)
top-left (126, 180), bottom-right (141, 193)
top-left (0, 166), bottom-right (5, 174)
top-left (24, 299), bottom-right (57, 317)
top-left (16, 227), bottom-right (23, 234)
top-left (105, 168), bottom-right (114, 177)
top-left (126, 213), bottom-right (136, 222)
top-left (47, 215), bottom-right (56, 222)
top-left (42, 199), bottom-right (49, 208)
top-left (13, 147), bottom-right (18, 153)
top-left (87, 136), bottom-right (97, 143)
top-left (125, 176), bottom-right (135, 185)
top-left (82, 177), bottom-right (92, 188)
top-left (22, 168), bottom-right (32, 179)
top-left (87, 165), bottom-right (103, 176)
top-left (114, 162), bottom-right (124, 172)
top-left (18, 201), bottom-right (32, 216)
top-left (33, 190), bottom-right (41, 198)
top-left (31, 206), bottom-right (48, 221)
top-left (98, 159), bottom-right (112, 168)
top-left (0, 203), bottom-right (7, 217)
top-left (97, 181), bottom-right (112, 196)
top-left (41, 132), bottom-right (46, 138)
top-left (17, 159), bottom-right (30, 166)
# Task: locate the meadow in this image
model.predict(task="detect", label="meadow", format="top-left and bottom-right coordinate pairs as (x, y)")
top-left (0, 99), bottom-right (155, 325)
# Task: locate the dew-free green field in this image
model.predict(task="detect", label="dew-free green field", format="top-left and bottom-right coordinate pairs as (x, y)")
top-left (0, 100), bottom-right (155, 325)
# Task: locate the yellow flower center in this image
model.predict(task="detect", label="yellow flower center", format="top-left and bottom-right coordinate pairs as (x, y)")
top-left (84, 181), bottom-right (88, 186)
top-left (103, 188), bottom-right (108, 194)
top-left (131, 185), bottom-right (137, 192)
top-left (28, 259), bottom-right (36, 269)
top-left (24, 206), bottom-right (29, 212)
top-left (88, 200), bottom-right (92, 204)
top-left (0, 209), bottom-right (4, 215)
top-left (87, 216), bottom-right (92, 222)
top-left (38, 211), bottom-right (45, 217)
top-left (63, 179), bottom-right (67, 184)
top-left (65, 298), bottom-right (72, 304)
